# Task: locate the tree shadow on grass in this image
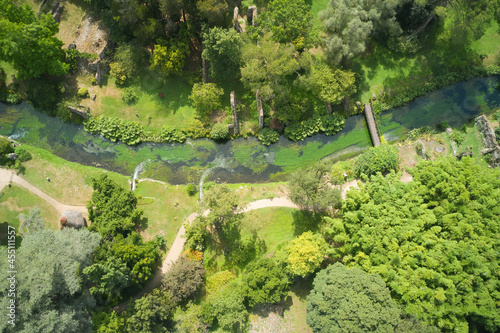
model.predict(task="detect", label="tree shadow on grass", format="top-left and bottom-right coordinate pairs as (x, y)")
top-left (136, 217), bottom-right (149, 233)
top-left (291, 210), bottom-right (324, 236)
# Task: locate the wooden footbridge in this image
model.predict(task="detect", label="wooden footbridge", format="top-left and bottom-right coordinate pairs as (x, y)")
top-left (364, 103), bottom-right (381, 146)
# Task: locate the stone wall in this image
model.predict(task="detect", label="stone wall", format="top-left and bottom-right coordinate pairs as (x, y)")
top-left (476, 115), bottom-right (500, 168)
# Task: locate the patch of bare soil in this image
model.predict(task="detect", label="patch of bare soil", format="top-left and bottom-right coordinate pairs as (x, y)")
top-left (399, 139), bottom-right (448, 169)
top-left (73, 13), bottom-right (109, 55)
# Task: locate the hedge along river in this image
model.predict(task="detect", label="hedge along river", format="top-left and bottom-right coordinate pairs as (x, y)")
top-left (0, 76), bottom-right (499, 185)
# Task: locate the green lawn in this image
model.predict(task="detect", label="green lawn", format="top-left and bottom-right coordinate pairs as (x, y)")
top-left (310, 0), bottom-right (329, 28)
top-left (0, 184), bottom-right (60, 231)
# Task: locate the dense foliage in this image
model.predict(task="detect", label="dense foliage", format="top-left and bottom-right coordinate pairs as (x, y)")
top-left (162, 256), bottom-right (205, 303)
top-left (284, 114), bottom-right (346, 141)
top-left (337, 158), bottom-right (500, 332)
top-left (0, 229), bottom-right (101, 333)
top-left (0, 0), bottom-right (68, 78)
top-left (354, 144), bottom-right (399, 177)
top-left (241, 258), bottom-right (291, 307)
top-left (288, 160), bottom-right (342, 213)
top-left (202, 27), bottom-right (243, 82)
top-left (257, 127), bottom-right (279, 146)
top-left (85, 116), bottom-right (145, 146)
top-left (307, 263), bottom-right (402, 333)
top-left (279, 231), bottom-right (327, 277)
top-left (189, 83), bottom-right (224, 120)
top-left (209, 123), bottom-right (229, 140)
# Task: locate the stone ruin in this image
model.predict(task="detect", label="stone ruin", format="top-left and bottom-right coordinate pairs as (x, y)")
top-left (256, 90), bottom-right (264, 129)
top-left (231, 91), bottom-right (239, 135)
top-left (476, 115), bottom-right (500, 168)
top-left (50, 2), bottom-right (64, 23)
top-left (247, 6), bottom-right (257, 26)
top-left (233, 7), bottom-right (242, 33)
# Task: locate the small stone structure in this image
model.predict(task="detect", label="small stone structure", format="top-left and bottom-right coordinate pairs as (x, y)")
top-left (202, 56), bottom-right (209, 83)
top-left (50, 2), bottom-right (64, 23)
top-left (59, 210), bottom-right (87, 229)
top-left (231, 91), bottom-right (238, 135)
top-left (325, 102), bottom-right (332, 114)
top-left (446, 128), bottom-right (458, 157)
top-left (247, 6), bottom-right (257, 26)
top-left (256, 90), bottom-right (264, 129)
top-left (67, 105), bottom-right (90, 119)
top-left (7, 153), bottom-right (18, 160)
top-left (233, 7), bottom-right (242, 32)
top-left (475, 115), bottom-right (500, 168)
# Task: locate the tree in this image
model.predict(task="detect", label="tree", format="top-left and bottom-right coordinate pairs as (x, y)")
top-left (208, 282), bottom-right (248, 331)
top-left (160, 0), bottom-right (197, 22)
top-left (110, 44), bottom-right (149, 85)
top-left (240, 38), bottom-right (298, 102)
top-left (18, 207), bottom-right (45, 237)
top-left (197, 0), bottom-right (228, 27)
top-left (0, 229), bottom-right (102, 333)
top-left (126, 290), bottom-right (174, 333)
top-left (87, 174), bottom-right (143, 238)
top-left (319, 0), bottom-right (401, 65)
top-left (202, 27), bottom-right (243, 82)
top-left (307, 263), bottom-right (402, 333)
top-left (261, 0), bottom-right (312, 48)
top-left (162, 256), bottom-right (205, 303)
top-left (150, 40), bottom-right (190, 77)
top-left (94, 232), bottom-right (160, 286)
top-left (189, 83), bottom-right (224, 120)
top-left (0, 0), bottom-right (68, 78)
top-left (281, 231), bottom-right (327, 277)
top-left (354, 144), bottom-right (399, 177)
top-left (301, 64), bottom-right (356, 105)
top-left (241, 258), bottom-right (291, 307)
top-left (338, 158), bottom-right (500, 331)
top-left (288, 160), bottom-right (342, 213)
top-left (83, 257), bottom-right (131, 304)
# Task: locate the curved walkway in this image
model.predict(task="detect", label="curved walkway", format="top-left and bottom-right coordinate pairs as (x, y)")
top-left (0, 168), bottom-right (87, 215)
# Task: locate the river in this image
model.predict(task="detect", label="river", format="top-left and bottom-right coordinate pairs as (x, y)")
top-left (0, 76), bottom-right (498, 184)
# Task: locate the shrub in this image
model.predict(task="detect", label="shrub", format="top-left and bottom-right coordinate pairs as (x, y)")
top-left (6, 92), bottom-right (22, 104)
top-left (84, 116), bottom-right (144, 145)
top-left (189, 83), bottom-right (224, 119)
top-left (186, 184), bottom-right (196, 196)
top-left (161, 126), bottom-right (186, 143)
top-left (210, 123), bottom-right (229, 140)
top-left (495, 127), bottom-right (500, 145)
top-left (450, 130), bottom-right (465, 146)
top-left (354, 144), bottom-right (399, 177)
top-left (258, 128), bottom-right (279, 145)
top-left (494, 111), bottom-right (500, 122)
top-left (436, 121), bottom-right (449, 131)
top-left (284, 114), bottom-right (345, 142)
top-left (121, 87), bottom-right (139, 104)
top-left (205, 271), bottom-right (237, 295)
top-left (416, 141), bottom-right (423, 155)
top-left (14, 147), bottom-right (32, 162)
top-left (78, 87), bottom-right (89, 98)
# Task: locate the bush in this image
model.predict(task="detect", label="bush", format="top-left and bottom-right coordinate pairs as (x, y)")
top-left (205, 271), bottom-right (237, 295)
top-left (189, 83), bottom-right (224, 119)
top-left (84, 116), bottom-right (144, 145)
top-left (436, 121), bottom-right (449, 131)
top-left (284, 114), bottom-right (345, 142)
top-left (210, 123), bottom-right (229, 140)
top-left (450, 130), bottom-right (465, 146)
top-left (495, 127), bottom-right (500, 145)
top-left (78, 87), bottom-right (89, 98)
top-left (6, 91), bottom-right (22, 104)
top-left (121, 87), bottom-right (139, 104)
top-left (354, 144), bottom-right (399, 177)
top-left (258, 128), bottom-right (279, 145)
top-left (494, 111), bottom-right (500, 122)
top-left (186, 184), bottom-right (196, 196)
top-left (14, 147), bottom-right (32, 162)
top-left (161, 126), bottom-right (186, 143)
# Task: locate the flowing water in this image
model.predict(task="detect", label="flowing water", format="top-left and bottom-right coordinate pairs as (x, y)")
top-left (0, 77), bottom-right (499, 184)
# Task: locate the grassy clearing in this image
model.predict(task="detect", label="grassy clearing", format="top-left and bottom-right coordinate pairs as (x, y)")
top-left (472, 21), bottom-right (500, 66)
top-left (21, 145), bottom-right (129, 205)
top-left (0, 184), bottom-right (60, 230)
top-left (0, 61), bottom-right (17, 86)
top-left (241, 207), bottom-right (298, 255)
top-left (134, 181), bottom-right (198, 245)
top-left (226, 182), bottom-right (288, 205)
top-left (309, 0), bottom-right (329, 29)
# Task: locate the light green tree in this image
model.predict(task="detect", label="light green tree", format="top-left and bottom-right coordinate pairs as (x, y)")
top-left (0, 0), bottom-right (68, 78)
top-left (282, 231), bottom-right (327, 277)
top-left (18, 207), bottom-right (45, 237)
top-left (189, 83), bottom-right (224, 120)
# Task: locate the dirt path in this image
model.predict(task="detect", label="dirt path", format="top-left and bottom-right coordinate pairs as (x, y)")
top-left (0, 168), bottom-right (87, 215)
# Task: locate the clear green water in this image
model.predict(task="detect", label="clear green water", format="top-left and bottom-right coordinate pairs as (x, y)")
top-left (0, 77), bottom-right (498, 184)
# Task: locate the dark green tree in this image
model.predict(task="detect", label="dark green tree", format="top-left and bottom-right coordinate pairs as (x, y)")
top-left (197, 0), bottom-right (229, 27)
top-left (241, 257), bottom-right (291, 307)
top-left (87, 174), bottom-right (142, 238)
top-left (307, 263), bottom-right (402, 333)
top-left (126, 289), bottom-right (174, 333)
top-left (288, 160), bottom-right (342, 213)
top-left (162, 256), bottom-right (205, 303)
top-left (202, 27), bottom-right (243, 82)
top-left (208, 281), bottom-right (248, 332)
top-left (110, 44), bottom-right (149, 85)
top-left (83, 257), bottom-right (131, 304)
top-left (0, 0), bottom-right (68, 78)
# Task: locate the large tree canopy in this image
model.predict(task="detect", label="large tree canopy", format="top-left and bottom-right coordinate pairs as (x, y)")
top-left (319, 0), bottom-right (401, 65)
top-left (307, 263), bottom-right (402, 333)
top-left (0, 229), bottom-right (102, 333)
top-left (336, 157), bottom-right (500, 332)
top-left (0, 0), bottom-right (68, 78)
top-left (202, 27), bottom-right (243, 82)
